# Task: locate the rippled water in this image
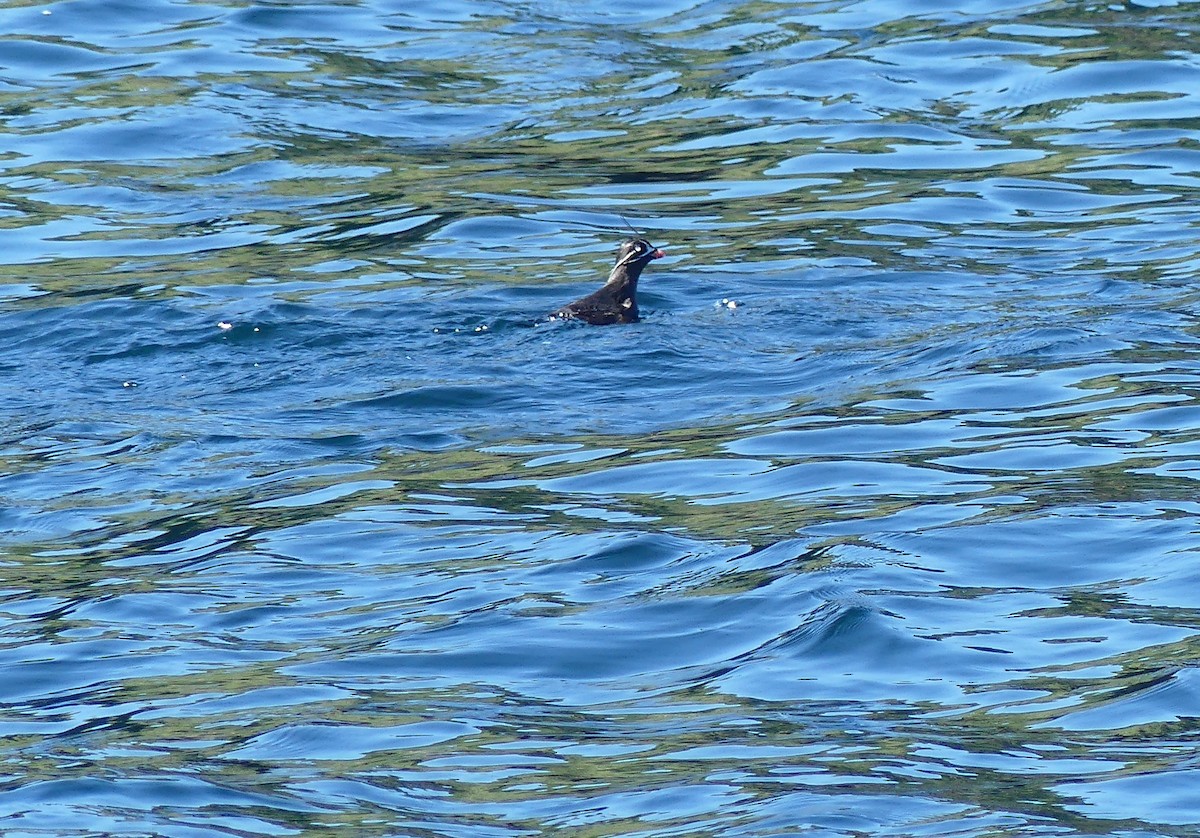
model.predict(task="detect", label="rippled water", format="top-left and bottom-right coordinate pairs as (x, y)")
top-left (5, 0), bottom-right (1200, 834)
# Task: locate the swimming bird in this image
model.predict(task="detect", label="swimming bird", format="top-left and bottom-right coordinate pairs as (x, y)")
top-left (552, 237), bottom-right (665, 325)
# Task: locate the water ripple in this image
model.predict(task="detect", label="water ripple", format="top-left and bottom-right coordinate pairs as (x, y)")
top-left (5, 0), bottom-right (1200, 834)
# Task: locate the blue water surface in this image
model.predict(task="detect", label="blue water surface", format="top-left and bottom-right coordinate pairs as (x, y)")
top-left (4, 0), bottom-right (1200, 835)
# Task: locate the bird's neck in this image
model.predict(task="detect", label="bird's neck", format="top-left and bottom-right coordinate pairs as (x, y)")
top-left (605, 263), bottom-right (642, 290)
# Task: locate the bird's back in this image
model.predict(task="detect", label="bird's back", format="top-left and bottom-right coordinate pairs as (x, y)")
top-left (555, 285), bottom-right (637, 325)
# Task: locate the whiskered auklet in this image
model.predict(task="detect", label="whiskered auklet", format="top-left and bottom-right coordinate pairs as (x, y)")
top-left (551, 238), bottom-right (665, 325)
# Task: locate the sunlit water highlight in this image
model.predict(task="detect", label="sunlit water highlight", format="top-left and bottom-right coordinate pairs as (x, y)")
top-left (4, 0), bottom-right (1200, 835)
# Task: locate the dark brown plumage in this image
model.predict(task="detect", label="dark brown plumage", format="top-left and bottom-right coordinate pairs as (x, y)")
top-left (552, 238), bottom-right (665, 325)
